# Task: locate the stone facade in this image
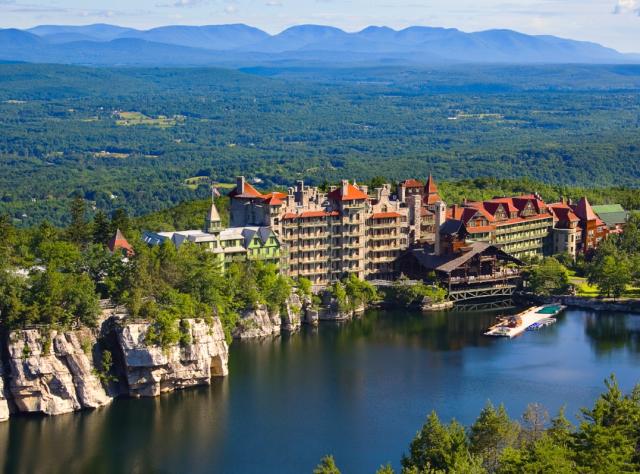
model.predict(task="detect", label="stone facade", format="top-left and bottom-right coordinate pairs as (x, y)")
top-left (229, 176), bottom-right (443, 286)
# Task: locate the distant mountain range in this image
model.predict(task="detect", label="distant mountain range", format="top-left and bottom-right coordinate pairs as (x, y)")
top-left (0, 23), bottom-right (638, 66)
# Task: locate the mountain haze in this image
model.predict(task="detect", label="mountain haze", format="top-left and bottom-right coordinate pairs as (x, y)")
top-left (0, 23), bottom-right (636, 66)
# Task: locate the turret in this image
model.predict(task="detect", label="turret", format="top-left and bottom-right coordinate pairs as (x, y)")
top-left (205, 201), bottom-right (222, 234)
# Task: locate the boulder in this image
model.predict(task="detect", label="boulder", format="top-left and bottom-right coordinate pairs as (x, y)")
top-left (6, 328), bottom-right (111, 416)
top-left (117, 318), bottom-right (228, 398)
top-left (232, 304), bottom-right (281, 339)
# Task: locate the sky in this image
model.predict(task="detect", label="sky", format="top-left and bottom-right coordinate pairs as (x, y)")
top-left (1, 0), bottom-right (639, 52)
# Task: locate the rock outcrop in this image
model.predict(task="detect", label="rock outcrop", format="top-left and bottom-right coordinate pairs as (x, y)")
top-left (6, 328), bottom-right (111, 416)
top-left (281, 293), bottom-right (302, 332)
top-left (232, 304), bottom-right (281, 339)
top-left (117, 318), bottom-right (228, 398)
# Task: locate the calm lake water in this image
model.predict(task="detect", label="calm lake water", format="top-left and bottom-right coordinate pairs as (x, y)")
top-left (1, 307), bottom-right (640, 474)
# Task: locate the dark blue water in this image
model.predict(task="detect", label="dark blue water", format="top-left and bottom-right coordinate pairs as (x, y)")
top-left (1, 308), bottom-right (639, 474)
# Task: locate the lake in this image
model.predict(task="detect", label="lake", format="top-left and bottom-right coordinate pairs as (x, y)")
top-left (1, 307), bottom-right (639, 474)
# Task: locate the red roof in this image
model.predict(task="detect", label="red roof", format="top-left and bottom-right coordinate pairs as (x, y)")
top-left (425, 174), bottom-right (438, 194)
top-left (107, 229), bottom-right (134, 257)
top-left (263, 192), bottom-right (287, 206)
top-left (549, 203), bottom-right (580, 223)
top-left (371, 212), bottom-right (401, 219)
top-left (572, 197), bottom-right (598, 221)
top-left (424, 174), bottom-right (442, 204)
top-left (228, 181), bottom-right (264, 199)
top-left (327, 183), bottom-right (369, 201)
top-left (401, 179), bottom-right (423, 188)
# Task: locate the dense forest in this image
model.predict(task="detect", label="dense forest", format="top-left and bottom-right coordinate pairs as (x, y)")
top-left (1, 63), bottom-right (639, 226)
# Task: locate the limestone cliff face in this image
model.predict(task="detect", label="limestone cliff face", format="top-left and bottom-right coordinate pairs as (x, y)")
top-left (5, 328), bottom-right (111, 416)
top-left (116, 317), bottom-right (228, 398)
top-left (232, 304), bottom-right (281, 339)
top-left (281, 293), bottom-right (302, 332)
top-left (232, 293), bottom-right (306, 338)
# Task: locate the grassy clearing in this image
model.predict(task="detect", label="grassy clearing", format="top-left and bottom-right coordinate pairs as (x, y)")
top-left (93, 151), bottom-right (130, 159)
top-left (115, 111), bottom-right (185, 128)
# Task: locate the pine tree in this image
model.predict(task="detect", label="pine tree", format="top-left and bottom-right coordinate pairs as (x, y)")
top-left (66, 196), bottom-right (90, 245)
top-left (92, 210), bottom-right (111, 245)
top-left (469, 402), bottom-right (520, 472)
top-left (313, 455), bottom-right (341, 474)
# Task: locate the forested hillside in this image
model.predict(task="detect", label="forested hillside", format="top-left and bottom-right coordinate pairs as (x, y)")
top-left (1, 63), bottom-right (639, 226)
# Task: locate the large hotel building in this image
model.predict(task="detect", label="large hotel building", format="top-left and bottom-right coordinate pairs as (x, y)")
top-left (145, 174), bottom-right (609, 287)
top-left (227, 175), bottom-right (608, 285)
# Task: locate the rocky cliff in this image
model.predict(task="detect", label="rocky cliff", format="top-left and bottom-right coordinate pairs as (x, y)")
top-left (232, 293), bottom-right (306, 339)
top-left (5, 328), bottom-right (112, 416)
top-left (117, 317), bottom-right (228, 398)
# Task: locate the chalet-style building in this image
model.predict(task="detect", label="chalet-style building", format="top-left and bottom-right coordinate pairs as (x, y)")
top-left (448, 195), bottom-right (554, 259)
top-left (399, 218), bottom-right (524, 301)
top-left (143, 201), bottom-right (282, 271)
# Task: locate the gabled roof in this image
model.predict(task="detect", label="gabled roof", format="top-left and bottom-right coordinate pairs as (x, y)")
top-left (548, 203), bottom-right (580, 223)
top-left (439, 219), bottom-right (465, 236)
top-left (228, 181), bottom-right (264, 199)
top-left (592, 204), bottom-right (629, 228)
top-left (327, 183), bottom-right (369, 201)
top-left (572, 197), bottom-right (598, 221)
top-left (410, 242), bottom-right (523, 274)
top-left (401, 179), bottom-right (423, 188)
top-left (107, 229), bottom-right (134, 256)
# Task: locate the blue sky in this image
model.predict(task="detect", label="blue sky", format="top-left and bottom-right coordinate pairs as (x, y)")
top-left (1, 0), bottom-right (639, 52)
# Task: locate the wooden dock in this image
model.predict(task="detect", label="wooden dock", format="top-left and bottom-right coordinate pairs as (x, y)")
top-left (484, 304), bottom-right (566, 338)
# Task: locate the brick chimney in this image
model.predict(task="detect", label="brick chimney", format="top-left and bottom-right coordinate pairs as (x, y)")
top-left (341, 179), bottom-right (349, 195)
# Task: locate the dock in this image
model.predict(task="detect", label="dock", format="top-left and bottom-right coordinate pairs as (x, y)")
top-left (484, 304), bottom-right (566, 338)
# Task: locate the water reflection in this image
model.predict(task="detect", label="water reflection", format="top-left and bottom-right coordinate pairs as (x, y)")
top-left (1, 308), bottom-right (639, 474)
top-left (585, 311), bottom-right (640, 354)
top-left (0, 380), bottom-right (230, 474)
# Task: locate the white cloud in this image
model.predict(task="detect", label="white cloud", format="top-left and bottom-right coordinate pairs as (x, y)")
top-left (266, 1), bottom-right (283, 6)
top-left (613, 0), bottom-right (640, 14)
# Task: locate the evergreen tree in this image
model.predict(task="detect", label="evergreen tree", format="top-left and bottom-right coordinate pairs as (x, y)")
top-left (402, 411), bottom-right (477, 473)
top-left (574, 375), bottom-right (640, 473)
top-left (110, 208), bottom-right (131, 235)
top-left (469, 402), bottom-right (520, 472)
top-left (66, 196), bottom-right (90, 245)
top-left (313, 455), bottom-right (341, 474)
top-left (92, 210), bottom-right (111, 245)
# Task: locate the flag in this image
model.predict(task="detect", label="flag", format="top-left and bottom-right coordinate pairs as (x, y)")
top-left (211, 185), bottom-right (221, 199)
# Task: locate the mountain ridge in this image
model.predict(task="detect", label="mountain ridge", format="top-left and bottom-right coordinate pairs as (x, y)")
top-left (1, 23), bottom-right (637, 66)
